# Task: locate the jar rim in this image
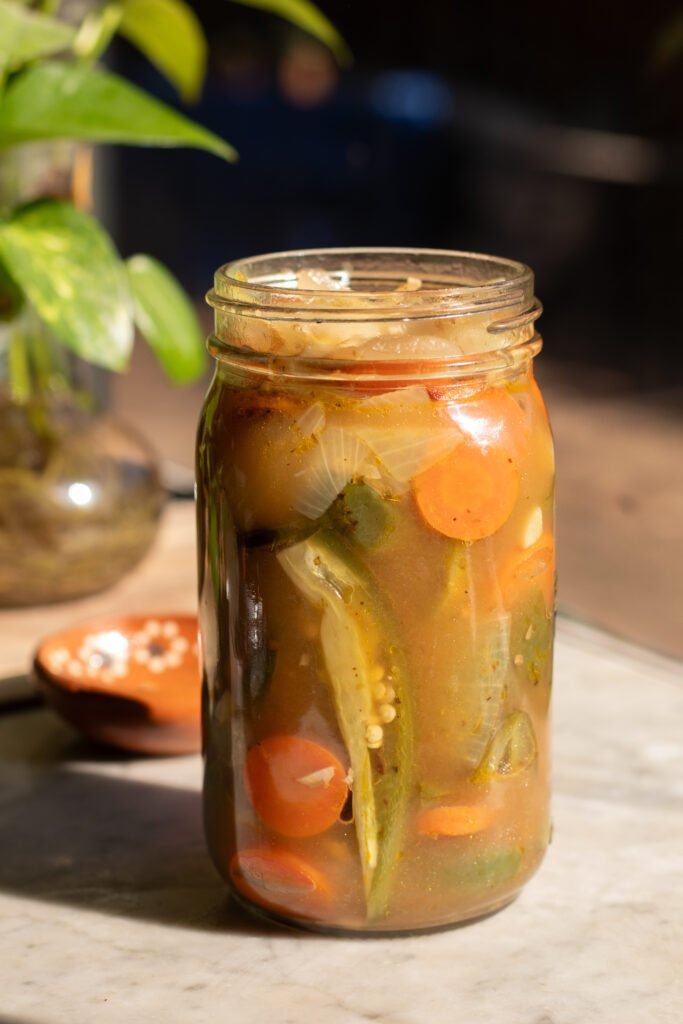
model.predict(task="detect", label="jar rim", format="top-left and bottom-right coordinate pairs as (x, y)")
top-left (206, 247), bottom-right (542, 378)
top-left (207, 246), bottom-right (536, 321)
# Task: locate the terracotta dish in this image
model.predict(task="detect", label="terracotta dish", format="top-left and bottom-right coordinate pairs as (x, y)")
top-left (33, 614), bottom-right (201, 754)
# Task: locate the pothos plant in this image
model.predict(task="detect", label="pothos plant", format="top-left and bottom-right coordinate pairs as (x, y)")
top-left (0, 0), bottom-right (349, 390)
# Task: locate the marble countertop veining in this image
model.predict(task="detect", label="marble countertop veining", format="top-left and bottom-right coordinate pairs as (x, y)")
top-left (1, 617), bottom-right (682, 1024)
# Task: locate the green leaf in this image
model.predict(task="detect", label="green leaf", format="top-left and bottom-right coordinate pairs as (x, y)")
top-left (0, 0), bottom-right (75, 77)
top-left (0, 201), bottom-right (134, 371)
top-left (0, 256), bottom-right (24, 321)
top-left (126, 254), bottom-right (205, 384)
top-left (228, 0), bottom-right (351, 66)
top-left (73, 3), bottom-right (124, 63)
top-left (119, 0), bottom-right (208, 103)
top-left (0, 62), bottom-right (237, 160)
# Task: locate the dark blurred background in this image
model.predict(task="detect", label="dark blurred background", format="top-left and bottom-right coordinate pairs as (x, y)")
top-left (110, 0), bottom-right (683, 386)
top-left (107, 0), bottom-right (683, 655)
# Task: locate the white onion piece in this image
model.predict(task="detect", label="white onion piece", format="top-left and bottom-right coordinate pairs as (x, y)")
top-left (295, 402), bottom-right (326, 438)
top-left (353, 424), bottom-right (463, 483)
top-left (359, 458), bottom-right (408, 498)
top-left (395, 276), bottom-right (422, 291)
top-left (359, 384), bottom-right (433, 411)
top-left (292, 428), bottom-right (371, 519)
top-left (367, 473), bottom-right (409, 498)
top-left (296, 268), bottom-right (351, 290)
top-left (303, 321), bottom-right (407, 353)
top-left (356, 332), bottom-right (464, 359)
top-left (263, 319), bottom-right (410, 357)
top-left (522, 506), bottom-right (543, 548)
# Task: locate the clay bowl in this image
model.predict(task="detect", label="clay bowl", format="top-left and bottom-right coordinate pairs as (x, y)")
top-left (33, 613), bottom-right (201, 755)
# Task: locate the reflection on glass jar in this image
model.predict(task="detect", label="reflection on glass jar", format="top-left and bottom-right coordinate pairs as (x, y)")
top-left (196, 248), bottom-right (555, 934)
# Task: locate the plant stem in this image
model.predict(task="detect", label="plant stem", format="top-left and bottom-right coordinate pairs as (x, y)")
top-left (36, 0), bottom-right (61, 15)
top-left (3, 305), bottom-right (72, 405)
top-left (27, 311), bottom-right (59, 393)
top-left (0, 150), bottom-right (20, 220)
top-left (7, 321), bottom-right (31, 402)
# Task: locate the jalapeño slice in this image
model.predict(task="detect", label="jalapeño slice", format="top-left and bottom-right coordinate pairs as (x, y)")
top-left (278, 530), bottom-right (413, 920)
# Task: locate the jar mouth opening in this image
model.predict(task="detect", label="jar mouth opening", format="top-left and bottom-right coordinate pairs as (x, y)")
top-left (207, 247), bottom-right (542, 375)
top-left (208, 246), bottom-right (535, 321)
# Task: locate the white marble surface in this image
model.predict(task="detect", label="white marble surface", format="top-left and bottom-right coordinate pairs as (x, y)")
top-left (1, 617), bottom-right (682, 1024)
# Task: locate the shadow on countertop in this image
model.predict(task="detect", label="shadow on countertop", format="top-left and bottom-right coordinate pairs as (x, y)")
top-left (0, 1018), bottom-right (47, 1024)
top-left (0, 708), bottom-right (303, 940)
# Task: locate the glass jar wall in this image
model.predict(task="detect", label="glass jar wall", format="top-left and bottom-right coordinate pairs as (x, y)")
top-left (196, 249), bottom-right (555, 934)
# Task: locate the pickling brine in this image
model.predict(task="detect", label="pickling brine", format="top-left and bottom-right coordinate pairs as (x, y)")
top-left (196, 249), bottom-right (555, 934)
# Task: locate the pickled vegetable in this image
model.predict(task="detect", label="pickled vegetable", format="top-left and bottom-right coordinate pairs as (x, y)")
top-left (510, 591), bottom-right (554, 690)
top-left (502, 534), bottom-right (555, 613)
top-left (326, 481), bottom-right (395, 548)
top-left (416, 804), bottom-right (495, 838)
top-left (277, 530), bottom-right (413, 919)
top-left (246, 736), bottom-right (348, 838)
top-left (472, 710), bottom-right (538, 783)
top-left (425, 540), bottom-right (513, 777)
top-left (442, 847), bottom-right (523, 890)
top-left (413, 442), bottom-right (519, 541)
top-left (230, 847), bottom-right (330, 918)
top-left (198, 354), bottom-right (554, 932)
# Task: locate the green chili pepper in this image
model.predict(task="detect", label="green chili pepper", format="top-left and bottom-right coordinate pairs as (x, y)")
top-left (277, 529), bottom-right (413, 920)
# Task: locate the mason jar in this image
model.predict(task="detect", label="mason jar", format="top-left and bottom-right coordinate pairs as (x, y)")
top-left (196, 248), bottom-right (555, 934)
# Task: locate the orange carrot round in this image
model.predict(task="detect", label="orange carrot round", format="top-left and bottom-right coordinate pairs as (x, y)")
top-left (246, 735), bottom-right (348, 838)
top-left (413, 442), bottom-right (519, 541)
top-left (416, 804), bottom-right (496, 838)
top-left (440, 386), bottom-right (529, 456)
top-left (230, 847), bottom-right (330, 915)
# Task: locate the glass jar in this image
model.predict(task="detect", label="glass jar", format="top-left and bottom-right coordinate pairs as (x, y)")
top-left (0, 144), bottom-right (164, 606)
top-left (196, 248), bottom-right (554, 935)
top-left (0, 307), bottom-right (165, 606)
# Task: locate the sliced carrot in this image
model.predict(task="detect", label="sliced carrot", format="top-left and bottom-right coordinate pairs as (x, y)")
top-left (500, 533), bottom-right (555, 611)
top-left (230, 847), bottom-right (330, 915)
top-left (246, 735), bottom-right (348, 838)
top-left (445, 386), bottom-right (529, 457)
top-left (416, 804), bottom-right (496, 838)
top-left (414, 385), bottom-right (526, 540)
top-left (413, 442), bottom-right (519, 541)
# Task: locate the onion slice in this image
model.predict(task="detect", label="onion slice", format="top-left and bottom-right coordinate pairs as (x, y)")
top-left (292, 428), bottom-right (371, 519)
top-left (353, 424), bottom-right (462, 484)
top-left (359, 385), bottom-right (433, 411)
top-left (295, 402), bottom-right (326, 438)
top-left (352, 386), bottom-right (463, 483)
